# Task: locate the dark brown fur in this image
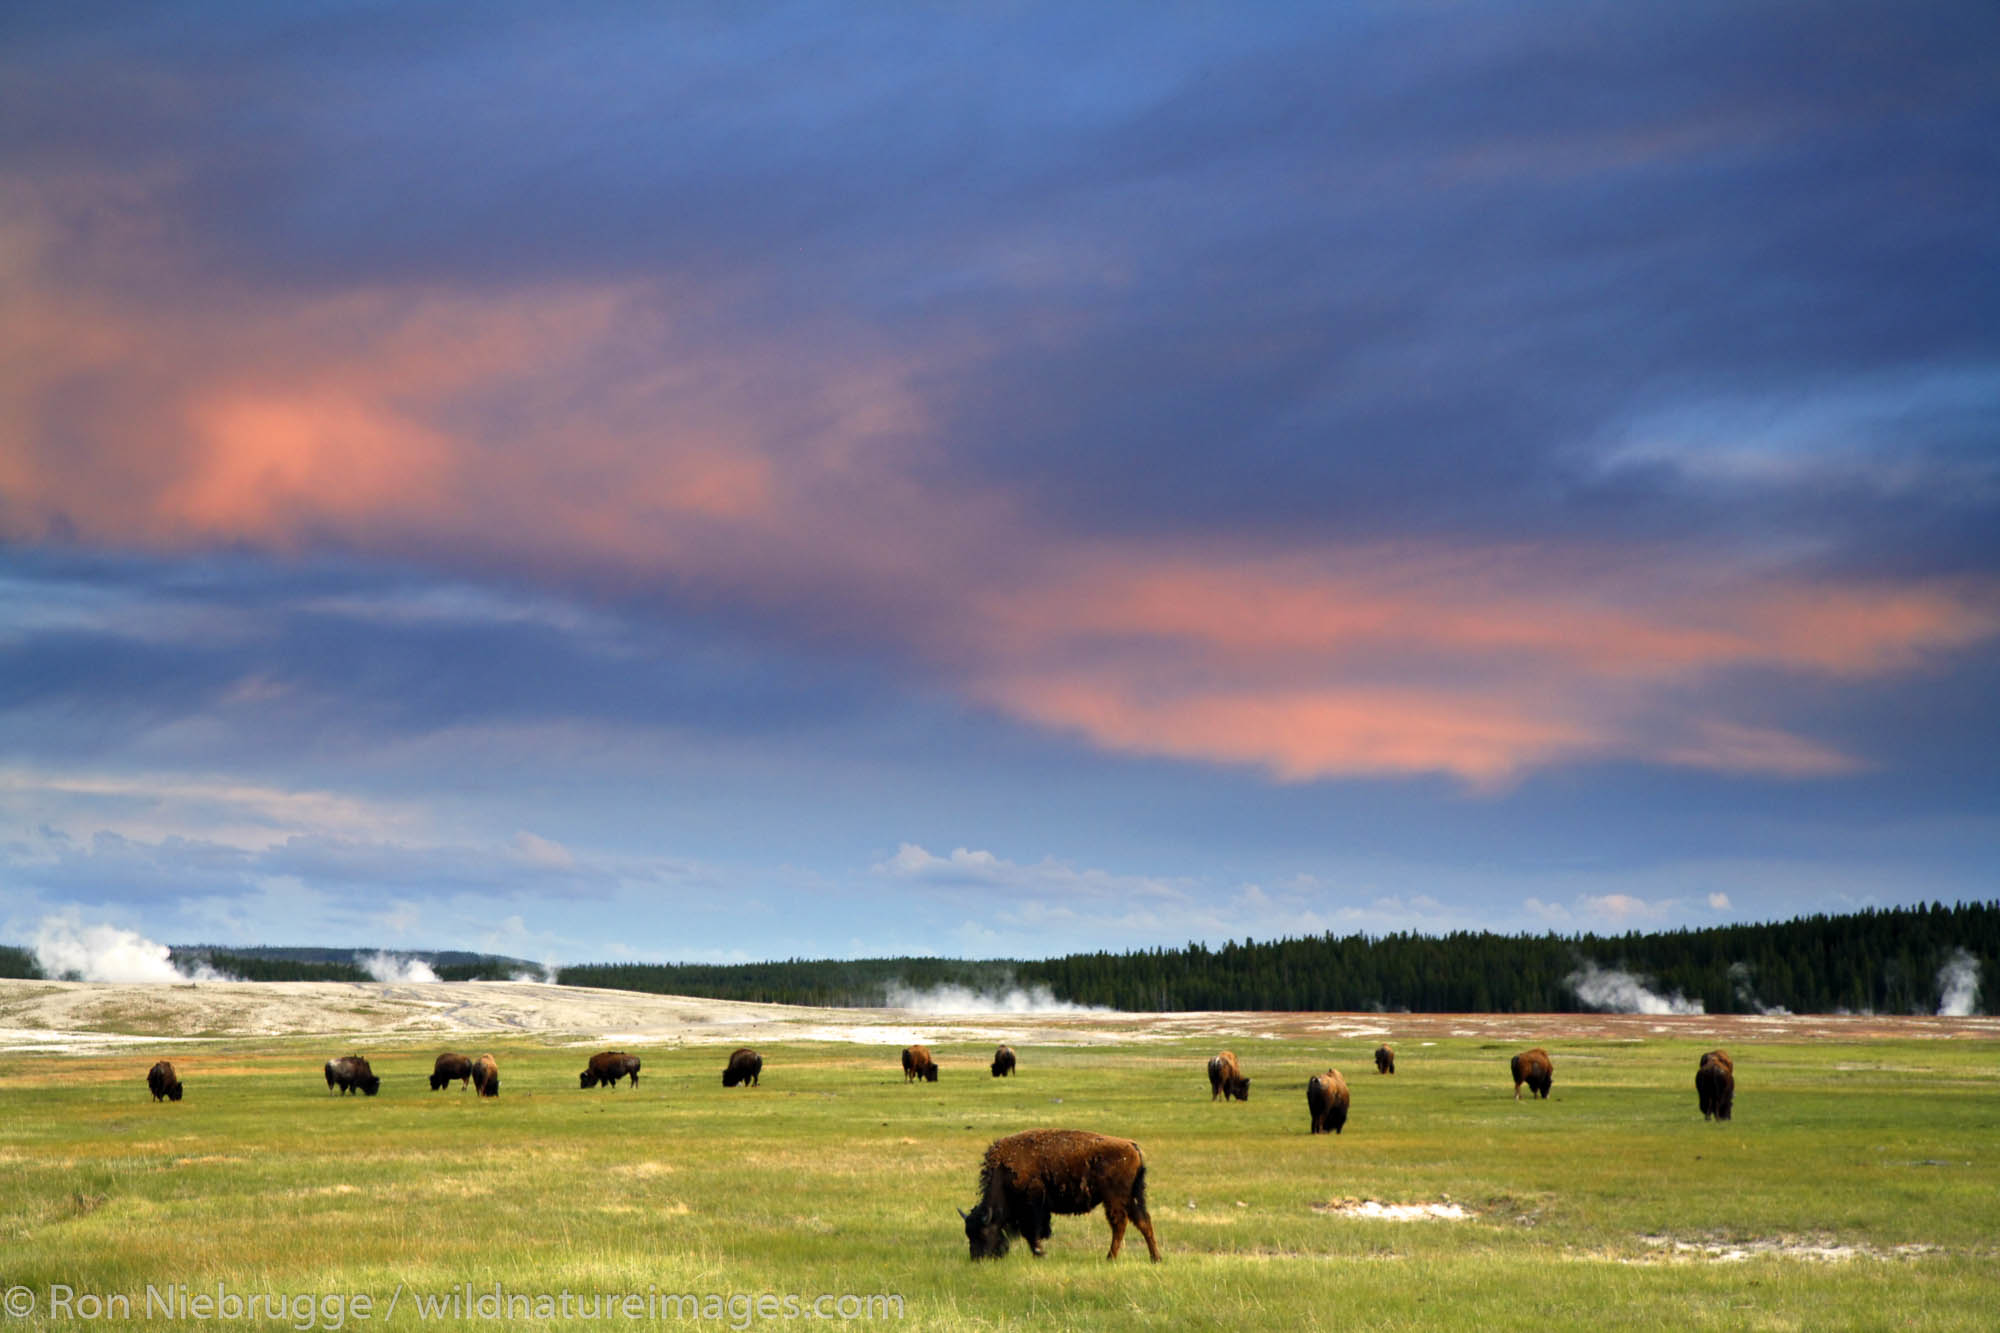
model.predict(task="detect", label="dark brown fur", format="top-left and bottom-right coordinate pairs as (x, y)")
top-left (1696, 1049), bottom-right (1734, 1121)
top-left (579, 1051), bottom-right (640, 1089)
top-left (1511, 1047), bottom-right (1553, 1100)
top-left (430, 1052), bottom-right (474, 1091)
top-left (1307, 1069), bottom-right (1350, 1134)
top-left (723, 1047), bottom-right (762, 1087)
top-left (146, 1060), bottom-right (182, 1102)
top-left (1374, 1044), bottom-right (1395, 1075)
top-left (324, 1055), bottom-right (380, 1096)
top-left (471, 1053), bottom-right (500, 1098)
top-left (991, 1045), bottom-right (1016, 1078)
top-left (1207, 1050), bottom-right (1249, 1101)
top-left (961, 1129), bottom-right (1160, 1262)
top-left (902, 1045), bottom-right (938, 1083)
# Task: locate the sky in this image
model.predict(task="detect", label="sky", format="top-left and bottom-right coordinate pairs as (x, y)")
top-left (2, 1), bottom-right (1997, 966)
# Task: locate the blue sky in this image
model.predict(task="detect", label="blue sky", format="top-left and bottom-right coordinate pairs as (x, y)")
top-left (3, 2), bottom-right (1996, 964)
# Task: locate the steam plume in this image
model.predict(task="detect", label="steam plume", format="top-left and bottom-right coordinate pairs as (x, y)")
top-left (1728, 961), bottom-right (1792, 1016)
top-left (32, 914), bottom-right (230, 983)
top-left (1936, 949), bottom-right (1981, 1017)
top-left (882, 980), bottom-right (1107, 1015)
top-left (356, 951), bottom-right (441, 983)
top-left (1566, 960), bottom-right (1704, 1015)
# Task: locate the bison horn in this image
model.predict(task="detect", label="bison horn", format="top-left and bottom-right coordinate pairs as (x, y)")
top-left (957, 1208), bottom-right (969, 1221)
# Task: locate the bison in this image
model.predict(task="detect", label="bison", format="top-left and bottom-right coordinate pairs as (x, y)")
top-left (471, 1053), bottom-right (500, 1098)
top-left (146, 1060), bottom-right (183, 1102)
top-left (902, 1045), bottom-right (938, 1083)
top-left (324, 1055), bottom-right (380, 1096)
top-left (1696, 1049), bottom-right (1734, 1121)
top-left (1207, 1051), bottom-right (1249, 1101)
top-left (722, 1047), bottom-right (763, 1087)
top-left (1511, 1047), bottom-right (1553, 1100)
top-left (960, 1129), bottom-right (1160, 1262)
top-left (1374, 1044), bottom-right (1395, 1075)
top-left (430, 1052), bottom-right (474, 1091)
top-left (1307, 1069), bottom-right (1350, 1134)
top-left (579, 1051), bottom-right (641, 1089)
top-left (991, 1045), bottom-right (1017, 1078)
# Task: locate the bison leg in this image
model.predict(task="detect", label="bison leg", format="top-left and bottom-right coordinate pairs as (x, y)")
top-left (1022, 1202), bottom-right (1052, 1256)
top-left (1130, 1207), bottom-right (1161, 1262)
top-left (1105, 1204), bottom-right (1128, 1259)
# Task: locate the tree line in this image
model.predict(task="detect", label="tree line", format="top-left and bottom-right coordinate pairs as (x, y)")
top-left (4, 901), bottom-right (1991, 1013)
top-left (560, 901), bottom-right (1997, 1014)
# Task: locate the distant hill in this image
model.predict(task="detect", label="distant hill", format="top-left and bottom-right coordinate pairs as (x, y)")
top-left (172, 946), bottom-right (537, 969)
top-left (170, 947), bottom-right (541, 983)
top-left (0, 945), bottom-right (540, 984)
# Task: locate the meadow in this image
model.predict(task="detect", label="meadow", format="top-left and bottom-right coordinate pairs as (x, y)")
top-left (1, 1031), bottom-right (1996, 1331)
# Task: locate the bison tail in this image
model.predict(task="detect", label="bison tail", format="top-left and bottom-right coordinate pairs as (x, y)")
top-left (1129, 1162), bottom-right (1150, 1218)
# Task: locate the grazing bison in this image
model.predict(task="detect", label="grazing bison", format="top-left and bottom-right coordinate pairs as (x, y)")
top-left (903, 1045), bottom-right (938, 1082)
top-left (430, 1052), bottom-right (474, 1091)
top-left (960, 1129), bottom-right (1160, 1262)
top-left (146, 1060), bottom-right (183, 1102)
top-left (1511, 1048), bottom-right (1553, 1101)
top-left (722, 1047), bottom-right (763, 1087)
top-left (579, 1051), bottom-right (641, 1089)
top-left (1696, 1049), bottom-right (1734, 1121)
top-left (471, 1053), bottom-right (500, 1098)
top-left (1207, 1051), bottom-right (1249, 1101)
top-left (1307, 1069), bottom-right (1350, 1134)
top-left (1374, 1044), bottom-right (1395, 1075)
top-left (991, 1045), bottom-right (1017, 1078)
top-left (324, 1055), bottom-right (380, 1096)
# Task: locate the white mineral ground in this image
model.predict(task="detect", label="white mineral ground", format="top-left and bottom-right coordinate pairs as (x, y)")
top-left (3, 979), bottom-right (1997, 1053)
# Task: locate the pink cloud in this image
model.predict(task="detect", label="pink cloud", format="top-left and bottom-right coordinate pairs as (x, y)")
top-left (5, 185), bottom-right (1996, 790)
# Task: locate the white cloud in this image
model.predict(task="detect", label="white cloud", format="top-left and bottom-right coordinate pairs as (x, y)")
top-left (1579, 893), bottom-right (1663, 924)
top-left (511, 831), bottom-right (575, 869)
top-left (1707, 892), bottom-right (1732, 911)
top-left (875, 842), bottom-right (1190, 902)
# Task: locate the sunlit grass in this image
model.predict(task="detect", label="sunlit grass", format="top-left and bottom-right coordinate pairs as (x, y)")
top-left (2, 1034), bottom-right (1996, 1329)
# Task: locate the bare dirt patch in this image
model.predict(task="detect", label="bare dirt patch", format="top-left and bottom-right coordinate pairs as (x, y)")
top-left (1314, 1198), bottom-right (1476, 1222)
top-left (1630, 1233), bottom-right (1945, 1263)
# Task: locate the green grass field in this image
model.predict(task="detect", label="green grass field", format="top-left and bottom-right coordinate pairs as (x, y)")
top-left (2, 1034), bottom-right (1995, 1330)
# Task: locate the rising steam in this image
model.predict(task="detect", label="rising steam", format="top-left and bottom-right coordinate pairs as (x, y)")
top-left (1727, 961), bottom-right (1792, 1016)
top-left (1566, 961), bottom-right (1704, 1015)
top-left (31, 914), bottom-right (230, 983)
top-left (356, 951), bottom-right (441, 983)
top-left (1935, 949), bottom-right (1981, 1017)
top-left (882, 980), bottom-right (1107, 1015)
